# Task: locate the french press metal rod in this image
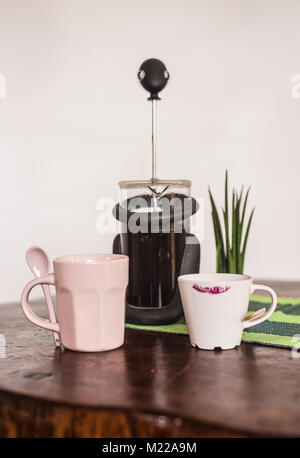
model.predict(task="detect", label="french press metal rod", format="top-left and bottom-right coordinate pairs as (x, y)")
top-left (138, 58), bottom-right (170, 184)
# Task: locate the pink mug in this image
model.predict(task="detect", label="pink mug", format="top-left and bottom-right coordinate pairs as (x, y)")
top-left (21, 254), bottom-right (129, 352)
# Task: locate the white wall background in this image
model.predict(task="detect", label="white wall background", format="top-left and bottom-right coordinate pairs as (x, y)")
top-left (0, 0), bottom-right (300, 302)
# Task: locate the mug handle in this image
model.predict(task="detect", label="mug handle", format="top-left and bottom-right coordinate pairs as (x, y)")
top-left (21, 274), bottom-right (60, 333)
top-left (243, 284), bottom-right (277, 329)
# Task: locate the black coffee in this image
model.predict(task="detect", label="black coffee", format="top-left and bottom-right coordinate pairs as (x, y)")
top-left (114, 192), bottom-right (197, 308)
top-left (121, 229), bottom-right (186, 307)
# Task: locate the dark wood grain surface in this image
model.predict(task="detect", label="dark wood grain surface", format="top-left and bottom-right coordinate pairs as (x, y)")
top-left (0, 280), bottom-right (300, 438)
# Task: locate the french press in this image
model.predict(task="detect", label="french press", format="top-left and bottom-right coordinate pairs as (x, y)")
top-left (113, 58), bottom-right (200, 325)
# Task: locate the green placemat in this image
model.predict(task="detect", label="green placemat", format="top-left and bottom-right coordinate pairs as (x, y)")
top-left (126, 294), bottom-right (300, 349)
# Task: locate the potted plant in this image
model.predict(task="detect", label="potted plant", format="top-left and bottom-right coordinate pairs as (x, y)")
top-left (209, 171), bottom-right (255, 274)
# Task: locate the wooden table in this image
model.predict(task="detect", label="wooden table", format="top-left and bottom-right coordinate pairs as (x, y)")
top-left (0, 280), bottom-right (300, 438)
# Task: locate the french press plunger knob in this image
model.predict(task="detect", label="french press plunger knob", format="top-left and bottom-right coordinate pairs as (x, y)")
top-left (138, 58), bottom-right (170, 100)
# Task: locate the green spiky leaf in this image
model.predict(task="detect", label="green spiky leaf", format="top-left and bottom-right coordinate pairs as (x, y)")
top-left (241, 207), bottom-right (255, 272)
top-left (209, 172), bottom-right (254, 275)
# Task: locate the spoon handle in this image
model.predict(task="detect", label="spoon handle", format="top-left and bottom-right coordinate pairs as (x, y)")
top-left (41, 284), bottom-right (61, 347)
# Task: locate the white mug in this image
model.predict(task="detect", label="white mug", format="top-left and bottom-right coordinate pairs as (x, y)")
top-left (178, 274), bottom-right (277, 350)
